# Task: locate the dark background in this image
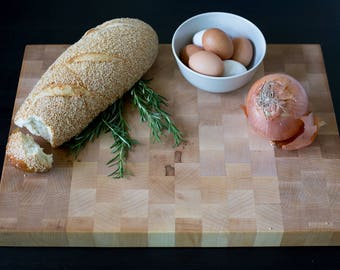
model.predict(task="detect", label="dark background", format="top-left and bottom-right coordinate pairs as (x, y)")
top-left (0, 0), bottom-right (339, 269)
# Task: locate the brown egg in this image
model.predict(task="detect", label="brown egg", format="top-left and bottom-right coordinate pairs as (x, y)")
top-left (232, 37), bottom-right (253, 67)
top-left (202, 28), bottom-right (234, 60)
top-left (188, 50), bottom-right (224, 76)
top-left (180, 44), bottom-right (203, 66)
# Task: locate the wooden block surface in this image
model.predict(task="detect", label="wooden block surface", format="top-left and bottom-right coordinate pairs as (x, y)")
top-left (0, 44), bottom-right (339, 247)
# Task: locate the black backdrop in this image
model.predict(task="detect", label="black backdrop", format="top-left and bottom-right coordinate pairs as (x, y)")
top-left (1, 0), bottom-right (339, 269)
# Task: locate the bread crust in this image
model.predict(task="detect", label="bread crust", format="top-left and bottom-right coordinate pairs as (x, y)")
top-left (14, 18), bottom-right (159, 147)
top-left (6, 130), bottom-right (53, 173)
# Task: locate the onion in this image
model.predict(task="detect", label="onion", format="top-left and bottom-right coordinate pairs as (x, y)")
top-left (245, 73), bottom-right (318, 150)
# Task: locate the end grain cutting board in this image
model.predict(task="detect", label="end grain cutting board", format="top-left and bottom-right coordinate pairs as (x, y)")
top-left (0, 44), bottom-right (339, 247)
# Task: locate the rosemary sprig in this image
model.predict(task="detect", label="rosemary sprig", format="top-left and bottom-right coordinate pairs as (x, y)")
top-left (65, 98), bottom-right (137, 178)
top-left (103, 98), bottom-right (138, 178)
top-left (130, 79), bottom-right (185, 146)
top-left (65, 79), bottom-right (184, 178)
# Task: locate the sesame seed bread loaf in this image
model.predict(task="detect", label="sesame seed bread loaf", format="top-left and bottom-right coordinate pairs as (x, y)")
top-left (6, 130), bottom-right (53, 173)
top-left (14, 18), bottom-right (159, 147)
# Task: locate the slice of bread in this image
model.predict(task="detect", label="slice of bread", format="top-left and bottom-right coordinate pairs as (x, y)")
top-left (6, 130), bottom-right (53, 173)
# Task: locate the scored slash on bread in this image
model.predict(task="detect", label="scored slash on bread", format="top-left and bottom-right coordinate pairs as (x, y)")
top-left (6, 130), bottom-right (53, 173)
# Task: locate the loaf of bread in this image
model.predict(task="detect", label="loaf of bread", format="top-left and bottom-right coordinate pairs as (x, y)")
top-left (6, 130), bottom-right (53, 173)
top-left (14, 18), bottom-right (159, 147)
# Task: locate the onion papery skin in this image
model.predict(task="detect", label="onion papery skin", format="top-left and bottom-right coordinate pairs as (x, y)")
top-left (246, 73), bottom-right (309, 141)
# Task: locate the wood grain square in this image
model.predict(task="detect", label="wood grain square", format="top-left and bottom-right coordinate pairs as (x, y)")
top-left (149, 150), bottom-right (174, 177)
top-left (326, 183), bottom-right (340, 209)
top-left (284, 64), bottom-right (307, 80)
top-left (20, 177), bottom-right (47, 205)
top-left (226, 163), bottom-right (252, 180)
top-left (17, 204), bottom-right (44, 229)
top-left (253, 177), bottom-right (281, 204)
top-left (317, 113), bottom-right (339, 135)
top-left (224, 138), bottom-right (250, 163)
top-left (174, 115), bottom-right (199, 138)
top-left (175, 163), bottom-right (200, 190)
top-left (174, 85), bottom-right (198, 116)
top-left (274, 146), bottom-right (299, 158)
top-left (255, 204), bottom-right (283, 232)
top-left (149, 176), bottom-right (175, 203)
top-left (226, 176), bottom-right (253, 190)
top-left (250, 150), bottom-right (277, 177)
top-left (46, 168), bottom-right (72, 195)
top-left (0, 192), bottom-right (19, 218)
top-left (298, 144), bottom-right (322, 158)
top-left (200, 150), bottom-right (226, 176)
top-left (263, 59), bottom-right (284, 73)
top-left (127, 137), bottom-right (150, 162)
top-left (276, 158), bottom-right (301, 182)
top-left (279, 181), bottom-right (304, 207)
top-left (175, 137), bottom-right (200, 163)
top-left (227, 190), bottom-right (255, 219)
top-left (280, 205), bottom-right (308, 231)
top-left (221, 89), bottom-right (247, 115)
top-left (223, 114), bottom-right (249, 138)
top-left (123, 106), bottom-right (151, 138)
top-left (319, 135), bottom-right (340, 159)
top-left (198, 102), bottom-right (223, 125)
top-left (200, 176), bottom-right (228, 203)
top-left (121, 189), bottom-right (148, 218)
top-left (43, 45), bottom-right (69, 63)
top-left (201, 203), bottom-right (229, 232)
top-left (281, 45), bottom-right (304, 63)
top-left (199, 125), bottom-right (224, 150)
top-left (308, 89), bottom-right (334, 113)
top-left (71, 162), bottom-right (97, 189)
top-left (95, 176), bottom-right (122, 203)
top-left (68, 189), bottom-right (96, 217)
top-left (307, 73), bottom-right (330, 94)
top-left (17, 78), bottom-right (39, 99)
top-left (197, 89), bottom-right (222, 104)
top-left (0, 166), bottom-right (24, 192)
top-left (21, 60), bottom-right (43, 79)
top-left (148, 204), bottom-right (175, 232)
top-left (300, 171), bottom-right (329, 207)
top-left (43, 192), bottom-right (70, 219)
top-left (24, 45), bottom-right (45, 60)
top-left (175, 190), bottom-right (201, 218)
top-left (124, 163), bottom-right (149, 188)
top-left (248, 130), bottom-right (274, 151)
top-left (94, 202), bottom-right (120, 232)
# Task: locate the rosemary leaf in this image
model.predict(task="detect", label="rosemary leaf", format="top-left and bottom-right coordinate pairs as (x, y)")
top-left (102, 99), bottom-right (138, 178)
top-left (131, 79), bottom-right (185, 146)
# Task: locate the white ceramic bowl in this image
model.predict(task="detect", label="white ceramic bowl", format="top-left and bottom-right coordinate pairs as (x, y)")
top-left (171, 12), bottom-right (266, 93)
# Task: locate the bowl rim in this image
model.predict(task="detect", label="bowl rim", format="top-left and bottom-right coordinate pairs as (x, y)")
top-left (171, 11), bottom-right (267, 81)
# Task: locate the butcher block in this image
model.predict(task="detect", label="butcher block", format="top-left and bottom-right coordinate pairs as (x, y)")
top-left (0, 44), bottom-right (339, 247)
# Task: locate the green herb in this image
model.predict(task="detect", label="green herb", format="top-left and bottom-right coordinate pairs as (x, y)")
top-left (103, 98), bottom-right (138, 178)
top-left (131, 79), bottom-right (185, 147)
top-left (65, 79), bottom-right (184, 178)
